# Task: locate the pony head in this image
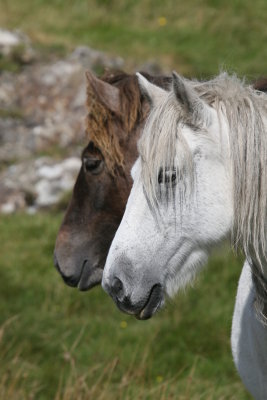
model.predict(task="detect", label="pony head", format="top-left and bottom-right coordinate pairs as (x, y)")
top-left (54, 70), bottom-right (171, 290)
top-left (102, 72), bottom-right (236, 319)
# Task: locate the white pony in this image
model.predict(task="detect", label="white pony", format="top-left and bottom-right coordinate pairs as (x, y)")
top-left (102, 72), bottom-right (267, 399)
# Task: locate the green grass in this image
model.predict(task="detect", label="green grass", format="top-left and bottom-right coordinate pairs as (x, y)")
top-left (0, 107), bottom-right (24, 119)
top-left (0, 0), bottom-right (266, 77)
top-left (0, 213), bottom-right (252, 399)
top-left (0, 2), bottom-right (260, 398)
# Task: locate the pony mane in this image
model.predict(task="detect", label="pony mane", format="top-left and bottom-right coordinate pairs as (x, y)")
top-left (86, 71), bottom-right (171, 175)
top-left (139, 72), bottom-right (267, 264)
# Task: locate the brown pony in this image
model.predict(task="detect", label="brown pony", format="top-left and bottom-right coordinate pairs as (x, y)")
top-left (54, 72), bottom-right (267, 290)
top-left (54, 70), bottom-right (171, 289)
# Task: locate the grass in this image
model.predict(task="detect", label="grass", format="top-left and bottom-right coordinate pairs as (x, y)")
top-left (0, 212), bottom-right (252, 399)
top-left (0, 2), bottom-right (260, 398)
top-left (0, 107), bottom-right (24, 119)
top-left (0, 0), bottom-right (266, 77)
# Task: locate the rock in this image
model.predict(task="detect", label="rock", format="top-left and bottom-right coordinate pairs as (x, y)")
top-left (35, 158), bottom-right (81, 207)
top-left (0, 28), bottom-right (35, 63)
top-left (0, 38), bottom-right (127, 167)
top-left (0, 119), bottom-right (37, 162)
top-left (0, 186), bottom-right (26, 213)
top-left (1, 202), bottom-right (16, 214)
top-left (70, 46), bottom-right (124, 70)
top-left (0, 29), bottom-right (21, 56)
top-left (39, 60), bottom-right (82, 86)
top-left (0, 60), bottom-right (86, 163)
top-left (0, 157), bottom-right (81, 212)
top-left (138, 60), bottom-right (163, 75)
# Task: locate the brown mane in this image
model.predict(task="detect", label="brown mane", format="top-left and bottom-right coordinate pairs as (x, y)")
top-left (86, 71), bottom-right (171, 174)
top-left (254, 77), bottom-right (267, 92)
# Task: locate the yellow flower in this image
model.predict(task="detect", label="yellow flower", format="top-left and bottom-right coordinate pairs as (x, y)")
top-left (156, 375), bottom-right (163, 383)
top-left (120, 321), bottom-right (127, 328)
top-left (158, 17), bottom-right (167, 27)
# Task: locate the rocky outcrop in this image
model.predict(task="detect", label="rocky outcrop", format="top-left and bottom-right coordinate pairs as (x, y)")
top-left (0, 33), bottom-right (88, 212)
top-left (0, 60), bottom-right (87, 163)
top-left (0, 157), bottom-right (81, 213)
top-left (0, 28), bottom-right (162, 213)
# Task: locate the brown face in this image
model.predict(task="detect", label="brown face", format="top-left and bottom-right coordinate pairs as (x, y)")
top-left (54, 141), bottom-right (133, 290)
top-left (54, 70), bottom-right (171, 290)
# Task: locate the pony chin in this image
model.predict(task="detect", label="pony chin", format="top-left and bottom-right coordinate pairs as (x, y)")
top-left (165, 248), bottom-right (209, 298)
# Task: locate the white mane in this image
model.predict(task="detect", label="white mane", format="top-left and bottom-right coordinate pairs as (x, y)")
top-left (139, 72), bottom-right (267, 269)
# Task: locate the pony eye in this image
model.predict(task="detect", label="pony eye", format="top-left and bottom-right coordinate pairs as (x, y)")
top-left (83, 157), bottom-right (103, 175)
top-left (158, 168), bottom-right (177, 185)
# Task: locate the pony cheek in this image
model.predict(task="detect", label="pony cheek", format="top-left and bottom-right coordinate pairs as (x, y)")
top-left (164, 248), bottom-right (209, 298)
top-left (205, 201), bottom-right (233, 243)
top-left (192, 174), bottom-right (233, 244)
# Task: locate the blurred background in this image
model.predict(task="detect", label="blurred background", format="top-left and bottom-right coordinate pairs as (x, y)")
top-left (1, 0), bottom-right (266, 398)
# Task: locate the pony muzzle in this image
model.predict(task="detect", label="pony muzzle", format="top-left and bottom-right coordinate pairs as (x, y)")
top-left (103, 276), bottom-right (164, 320)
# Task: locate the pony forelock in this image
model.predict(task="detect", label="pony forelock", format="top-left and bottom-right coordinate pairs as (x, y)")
top-left (138, 90), bottom-right (195, 215)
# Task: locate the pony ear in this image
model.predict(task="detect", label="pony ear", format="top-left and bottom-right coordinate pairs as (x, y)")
top-left (86, 70), bottom-right (120, 115)
top-left (136, 72), bottom-right (167, 106)
top-left (172, 71), bottom-right (210, 125)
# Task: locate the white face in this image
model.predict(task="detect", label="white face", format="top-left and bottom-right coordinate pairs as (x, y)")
top-left (102, 73), bottom-right (234, 320)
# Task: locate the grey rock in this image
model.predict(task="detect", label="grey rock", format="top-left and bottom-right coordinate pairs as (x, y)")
top-left (0, 157), bottom-right (81, 212)
top-left (138, 60), bottom-right (163, 75)
top-left (0, 29), bottom-right (21, 56)
top-left (0, 28), bottom-right (35, 62)
top-left (70, 46), bottom-right (124, 70)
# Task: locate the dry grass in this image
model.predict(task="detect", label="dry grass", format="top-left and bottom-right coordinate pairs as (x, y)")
top-left (0, 213), bottom-right (251, 399)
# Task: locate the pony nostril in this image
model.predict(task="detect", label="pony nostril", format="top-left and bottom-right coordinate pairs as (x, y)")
top-left (62, 274), bottom-right (80, 287)
top-left (111, 277), bottom-right (124, 298)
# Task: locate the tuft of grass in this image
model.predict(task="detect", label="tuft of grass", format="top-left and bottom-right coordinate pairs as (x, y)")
top-left (0, 44), bottom-right (34, 72)
top-left (0, 54), bottom-right (22, 73)
top-left (0, 107), bottom-right (24, 119)
top-left (0, 213), bottom-right (252, 399)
